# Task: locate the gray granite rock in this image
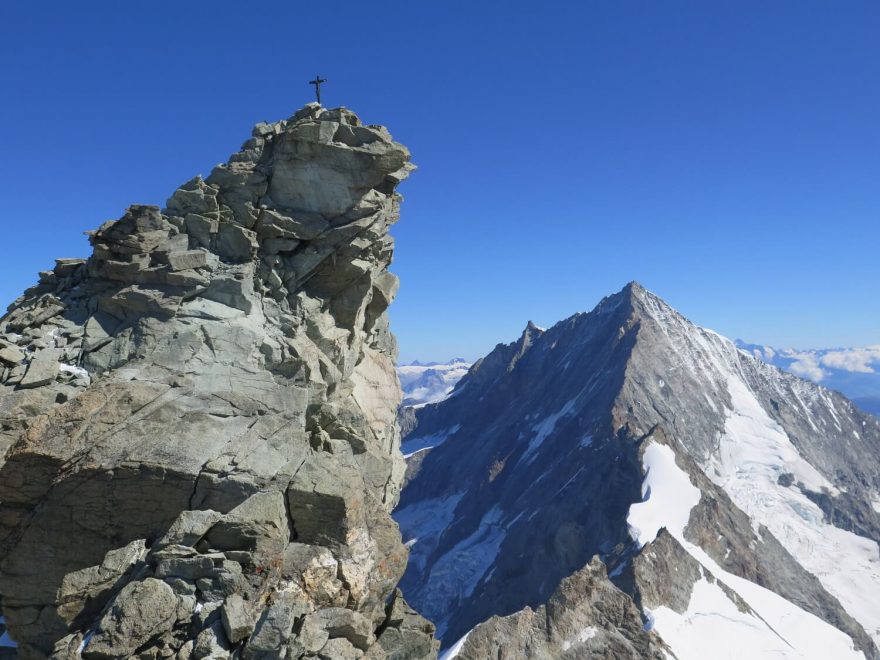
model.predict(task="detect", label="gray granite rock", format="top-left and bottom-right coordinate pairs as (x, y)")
top-left (164, 249), bottom-right (209, 271)
top-left (221, 593), bottom-right (256, 644)
top-left (82, 578), bottom-right (179, 658)
top-left (452, 558), bottom-right (666, 659)
top-left (19, 348), bottom-right (62, 389)
top-left (0, 345), bottom-right (25, 367)
top-left (374, 590), bottom-right (439, 660)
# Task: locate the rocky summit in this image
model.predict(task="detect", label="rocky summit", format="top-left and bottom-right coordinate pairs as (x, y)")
top-left (0, 104), bottom-right (438, 660)
top-left (397, 283), bottom-right (880, 659)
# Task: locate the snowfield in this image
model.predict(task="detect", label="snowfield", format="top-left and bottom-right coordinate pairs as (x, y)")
top-left (396, 501), bottom-right (511, 639)
top-left (706, 373), bottom-right (880, 646)
top-left (394, 492), bottom-right (465, 576)
top-left (630, 440), bottom-right (865, 659)
top-left (627, 442), bottom-right (701, 547)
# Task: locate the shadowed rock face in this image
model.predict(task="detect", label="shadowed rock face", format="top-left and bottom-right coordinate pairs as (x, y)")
top-left (0, 104), bottom-right (438, 659)
top-left (397, 283), bottom-right (880, 658)
top-left (451, 557), bottom-right (667, 659)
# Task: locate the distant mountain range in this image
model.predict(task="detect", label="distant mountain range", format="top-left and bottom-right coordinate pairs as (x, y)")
top-left (736, 341), bottom-right (880, 416)
top-left (400, 344), bottom-right (880, 418)
top-left (398, 359), bottom-right (472, 407)
top-left (395, 283), bottom-right (880, 658)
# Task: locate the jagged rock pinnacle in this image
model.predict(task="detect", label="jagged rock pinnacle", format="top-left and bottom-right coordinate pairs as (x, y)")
top-left (0, 106), bottom-right (437, 659)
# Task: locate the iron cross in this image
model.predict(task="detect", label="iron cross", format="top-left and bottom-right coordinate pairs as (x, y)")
top-left (309, 75), bottom-right (327, 105)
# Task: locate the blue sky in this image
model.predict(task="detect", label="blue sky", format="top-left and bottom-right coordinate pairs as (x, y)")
top-left (1, 2), bottom-right (878, 363)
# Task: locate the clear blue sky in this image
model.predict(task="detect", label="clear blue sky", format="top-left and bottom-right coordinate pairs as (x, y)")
top-left (1, 2), bottom-right (878, 363)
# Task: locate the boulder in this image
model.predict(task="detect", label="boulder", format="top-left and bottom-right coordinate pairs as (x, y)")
top-left (54, 258), bottom-right (86, 277)
top-left (165, 249), bottom-right (209, 271)
top-left (185, 213), bottom-right (219, 247)
top-left (193, 620), bottom-right (231, 659)
top-left (216, 222), bottom-right (258, 261)
top-left (0, 345), bottom-right (25, 366)
top-left (83, 578), bottom-right (179, 659)
top-left (221, 593), bottom-right (257, 644)
top-left (19, 348), bottom-right (62, 389)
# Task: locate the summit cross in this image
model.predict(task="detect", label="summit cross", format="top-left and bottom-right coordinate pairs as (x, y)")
top-left (309, 76), bottom-right (327, 105)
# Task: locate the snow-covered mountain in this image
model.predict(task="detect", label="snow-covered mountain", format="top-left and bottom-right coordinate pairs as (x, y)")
top-left (737, 341), bottom-right (880, 416)
top-left (395, 282), bottom-right (880, 659)
top-left (398, 359), bottom-right (471, 406)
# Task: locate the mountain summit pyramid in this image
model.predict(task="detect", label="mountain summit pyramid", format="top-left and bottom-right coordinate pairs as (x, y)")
top-left (397, 282), bottom-right (880, 658)
top-left (0, 105), bottom-right (438, 659)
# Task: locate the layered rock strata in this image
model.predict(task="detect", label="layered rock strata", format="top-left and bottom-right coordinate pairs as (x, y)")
top-left (0, 104), bottom-right (437, 660)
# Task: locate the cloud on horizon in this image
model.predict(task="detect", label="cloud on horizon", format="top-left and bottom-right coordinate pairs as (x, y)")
top-left (789, 354), bottom-right (827, 381)
top-left (785, 345), bottom-right (880, 382)
top-left (818, 346), bottom-right (880, 374)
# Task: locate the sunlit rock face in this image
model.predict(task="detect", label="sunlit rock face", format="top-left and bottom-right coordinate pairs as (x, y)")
top-left (0, 104), bottom-right (438, 660)
top-left (397, 283), bottom-right (880, 659)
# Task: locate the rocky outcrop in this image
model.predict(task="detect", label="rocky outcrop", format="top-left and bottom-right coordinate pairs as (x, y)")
top-left (0, 104), bottom-right (437, 659)
top-left (449, 558), bottom-right (667, 659)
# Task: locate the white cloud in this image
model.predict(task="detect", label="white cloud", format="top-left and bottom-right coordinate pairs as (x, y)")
top-left (789, 355), bottom-right (827, 382)
top-left (819, 346), bottom-right (880, 374)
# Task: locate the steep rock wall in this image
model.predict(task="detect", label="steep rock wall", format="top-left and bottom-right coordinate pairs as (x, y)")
top-left (0, 104), bottom-right (437, 660)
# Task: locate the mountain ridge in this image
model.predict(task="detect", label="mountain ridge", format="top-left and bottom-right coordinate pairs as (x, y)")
top-left (736, 339), bottom-right (880, 416)
top-left (396, 282), bottom-right (880, 658)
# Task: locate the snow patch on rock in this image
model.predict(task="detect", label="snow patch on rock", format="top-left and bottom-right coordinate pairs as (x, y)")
top-left (60, 363), bottom-right (90, 379)
top-left (561, 626), bottom-right (597, 650)
top-left (627, 442), bottom-right (701, 547)
top-left (402, 424), bottom-right (461, 458)
top-left (629, 440), bottom-right (865, 658)
top-left (521, 397), bottom-right (578, 463)
top-left (404, 505), bottom-right (507, 639)
top-left (707, 373), bottom-right (880, 645)
top-left (438, 630), bottom-right (471, 660)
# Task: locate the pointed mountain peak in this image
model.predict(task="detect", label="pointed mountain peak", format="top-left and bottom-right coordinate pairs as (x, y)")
top-left (593, 281), bottom-right (654, 313)
top-left (514, 320), bottom-right (546, 356)
top-left (602, 281), bottom-right (686, 330)
top-left (623, 280), bottom-right (648, 295)
top-left (523, 320), bottom-right (545, 336)
top-left (619, 280), bottom-right (662, 307)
